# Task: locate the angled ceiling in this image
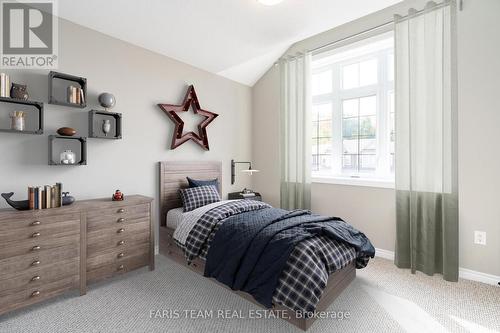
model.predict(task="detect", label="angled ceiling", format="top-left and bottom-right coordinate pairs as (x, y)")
top-left (58, 0), bottom-right (401, 86)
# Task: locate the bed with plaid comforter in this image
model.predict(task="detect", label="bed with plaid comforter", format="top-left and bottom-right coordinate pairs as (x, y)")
top-left (174, 200), bottom-right (373, 314)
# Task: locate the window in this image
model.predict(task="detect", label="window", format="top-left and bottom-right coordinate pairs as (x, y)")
top-left (311, 32), bottom-right (394, 186)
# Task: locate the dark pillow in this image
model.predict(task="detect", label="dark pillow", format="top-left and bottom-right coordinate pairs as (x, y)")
top-left (180, 185), bottom-right (221, 212)
top-left (187, 177), bottom-right (219, 192)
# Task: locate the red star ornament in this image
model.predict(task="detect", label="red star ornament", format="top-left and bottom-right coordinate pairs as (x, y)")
top-left (158, 85), bottom-right (218, 150)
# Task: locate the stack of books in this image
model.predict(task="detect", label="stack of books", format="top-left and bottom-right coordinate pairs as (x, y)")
top-left (28, 183), bottom-right (63, 210)
top-left (0, 73), bottom-right (10, 97)
top-left (67, 85), bottom-right (85, 104)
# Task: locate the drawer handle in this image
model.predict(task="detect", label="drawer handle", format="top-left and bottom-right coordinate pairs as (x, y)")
top-left (117, 218), bottom-right (125, 223)
top-left (31, 290), bottom-right (40, 297)
top-left (32, 245), bottom-right (41, 251)
top-left (32, 232), bottom-right (41, 238)
top-left (117, 208), bottom-right (125, 213)
top-left (31, 221), bottom-right (41, 226)
top-left (117, 228), bottom-right (125, 234)
top-left (117, 265), bottom-right (125, 271)
top-left (118, 240), bottom-right (125, 246)
top-left (32, 260), bottom-right (41, 266)
top-left (117, 252), bottom-right (125, 258)
top-left (31, 276), bottom-right (41, 282)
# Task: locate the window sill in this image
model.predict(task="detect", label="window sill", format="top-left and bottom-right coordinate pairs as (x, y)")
top-left (311, 176), bottom-right (395, 189)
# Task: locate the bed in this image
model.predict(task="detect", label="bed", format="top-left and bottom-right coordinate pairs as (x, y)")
top-left (158, 161), bottom-right (372, 330)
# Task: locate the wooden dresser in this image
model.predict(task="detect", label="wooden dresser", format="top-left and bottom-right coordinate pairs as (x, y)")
top-left (0, 195), bottom-right (154, 316)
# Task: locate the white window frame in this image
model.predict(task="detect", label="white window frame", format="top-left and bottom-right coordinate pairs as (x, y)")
top-left (311, 36), bottom-right (395, 189)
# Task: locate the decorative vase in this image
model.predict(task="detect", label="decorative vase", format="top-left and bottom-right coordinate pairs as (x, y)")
top-left (10, 111), bottom-right (25, 131)
top-left (60, 150), bottom-right (76, 165)
top-left (102, 119), bottom-right (111, 136)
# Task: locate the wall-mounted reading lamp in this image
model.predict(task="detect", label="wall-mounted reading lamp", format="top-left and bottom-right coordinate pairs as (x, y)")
top-left (231, 159), bottom-right (260, 185)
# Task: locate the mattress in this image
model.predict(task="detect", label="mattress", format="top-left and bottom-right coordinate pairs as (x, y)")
top-left (166, 207), bottom-right (185, 229)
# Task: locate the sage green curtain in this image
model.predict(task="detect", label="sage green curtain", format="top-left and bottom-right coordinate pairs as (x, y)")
top-left (279, 52), bottom-right (312, 210)
top-left (394, 1), bottom-right (459, 281)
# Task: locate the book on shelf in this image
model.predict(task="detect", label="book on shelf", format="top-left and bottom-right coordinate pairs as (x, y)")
top-left (67, 86), bottom-right (83, 105)
top-left (67, 86), bottom-right (72, 103)
top-left (76, 87), bottom-right (81, 104)
top-left (37, 187), bottom-right (43, 210)
top-left (0, 73), bottom-right (10, 98)
top-left (55, 182), bottom-right (62, 207)
top-left (45, 185), bottom-right (52, 209)
top-left (41, 189), bottom-right (46, 209)
top-left (50, 186), bottom-right (56, 208)
top-left (26, 183), bottom-right (63, 210)
top-left (28, 187), bottom-right (34, 210)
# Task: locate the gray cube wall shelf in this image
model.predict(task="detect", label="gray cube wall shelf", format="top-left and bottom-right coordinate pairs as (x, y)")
top-left (88, 110), bottom-right (122, 139)
top-left (0, 97), bottom-right (43, 134)
top-left (48, 135), bottom-right (87, 166)
top-left (48, 71), bottom-right (87, 108)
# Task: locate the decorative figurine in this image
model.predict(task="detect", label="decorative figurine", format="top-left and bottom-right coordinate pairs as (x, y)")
top-left (62, 192), bottom-right (75, 206)
top-left (1, 192), bottom-right (30, 210)
top-left (10, 83), bottom-right (29, 100)
top-left (98, 92), bottom-right (116, 111)
top-left (57, 127), bottom-right (77, 136)
top-left (60, 150), bottom-right (76, 165)
top-left (112, 190), bottom-right (124, 201)
top-left (102, 119), bottom-right (111, 136)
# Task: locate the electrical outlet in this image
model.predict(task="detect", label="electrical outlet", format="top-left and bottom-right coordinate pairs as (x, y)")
top-left (474, 231), bottom-right (487, 245)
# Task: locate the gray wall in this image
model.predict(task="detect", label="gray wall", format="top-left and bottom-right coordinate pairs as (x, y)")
top-left (252, 0), bottom-right (500, 277)
top-left (0, 19), bottom-right (253, 248)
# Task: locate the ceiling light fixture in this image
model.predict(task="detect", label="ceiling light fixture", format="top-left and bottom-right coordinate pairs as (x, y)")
top-left (257, 0), bottom-right (284, 6)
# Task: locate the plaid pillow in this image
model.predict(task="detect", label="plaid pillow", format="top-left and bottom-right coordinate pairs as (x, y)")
top-left (187, 177), bottom-right (220, 193)
top-left (180, 185), bottom-right (221, 212)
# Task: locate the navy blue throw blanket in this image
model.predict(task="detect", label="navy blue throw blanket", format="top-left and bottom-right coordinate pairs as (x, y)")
top-left (204, 207), bottom-right (375, 308)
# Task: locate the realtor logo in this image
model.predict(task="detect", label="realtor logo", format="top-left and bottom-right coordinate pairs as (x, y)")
top-left (1, 0), bottom-right (58, 68)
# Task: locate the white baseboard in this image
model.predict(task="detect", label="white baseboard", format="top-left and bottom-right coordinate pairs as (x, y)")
top-left (375, 248), bottom-right (395, 260)
top-left (459, 268), bottom-right (500, 286)
top-left (375, 248), bottom-right (499, 287)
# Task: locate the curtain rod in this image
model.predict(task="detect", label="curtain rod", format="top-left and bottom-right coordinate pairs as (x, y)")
top-left (276, 0), bottom-right (456, 64)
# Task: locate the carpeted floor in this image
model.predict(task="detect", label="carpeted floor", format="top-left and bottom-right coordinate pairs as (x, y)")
top-left (1, 255), bottom-right (499, 333)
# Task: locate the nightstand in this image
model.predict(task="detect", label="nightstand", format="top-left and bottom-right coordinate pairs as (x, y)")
top-left (228, 192), bottom-right (262, 201)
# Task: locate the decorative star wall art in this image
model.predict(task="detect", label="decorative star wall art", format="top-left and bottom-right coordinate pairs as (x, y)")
top-left (158, 85), bottom-right (218, 150)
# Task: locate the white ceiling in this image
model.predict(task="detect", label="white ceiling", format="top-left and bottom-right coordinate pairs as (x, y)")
top-left (58, 0), bottom-right (401, 86)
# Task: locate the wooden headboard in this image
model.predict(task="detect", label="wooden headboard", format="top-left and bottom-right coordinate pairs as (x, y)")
top-left (158, 161), bottom-right (222, 226)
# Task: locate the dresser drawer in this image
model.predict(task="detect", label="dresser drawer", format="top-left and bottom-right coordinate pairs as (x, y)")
top-left (87, 213), bottom-right (150, 234)
top-left (87, 204), bottom-right (149, 228)
top-left (0, 219), bottom-right (79, 245)
top-left (0, 275), bottom-right (78, 314)
top-left (87, 219), bottom-right (149, 245)
top-left (0, 233), bottom-right (79, 261)
top-left (0, 258), bottom-right (79, 295)
top-left (87, 252), bottom-right (149, 283)
top-left (0, 212), bottom-right (80, 232)
top-left (87, 242), bottom-right (149, 270)
top-left (0, 244), bottom-right (79, 279)
top-left (87, 230), bottom-right (150, 257)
